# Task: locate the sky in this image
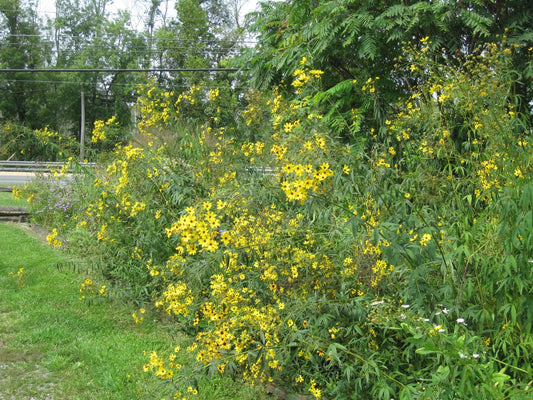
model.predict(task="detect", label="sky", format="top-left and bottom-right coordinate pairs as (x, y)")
top-left (35, 0), bottom-right (260, 30)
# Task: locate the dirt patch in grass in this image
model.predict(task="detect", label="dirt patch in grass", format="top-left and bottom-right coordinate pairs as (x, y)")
top-left (0, 362), bottom-right (55, 400)
top-left (0, 342), bottom-right (44, 364)
top-left (16, 223), bottom-right (50, 244)
top-left (0, 315), bottom-right (54, 400)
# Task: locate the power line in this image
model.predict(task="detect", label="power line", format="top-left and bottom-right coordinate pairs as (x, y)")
top-left (0, 78), bottom-right (252, 90)
top-left (0, 43), bottom-right (255, 56)
top-left (13, 47), bottom-right (249, 56)
top-left (0, 68), bottom-right (243, 73)
top-left (1, 33), bottom-right (258, 45)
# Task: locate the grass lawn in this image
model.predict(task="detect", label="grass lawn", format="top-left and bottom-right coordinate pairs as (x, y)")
top-left (0, 191), bottom-right (27, 207)
top-left (0, 222), bottom-right (267, 400)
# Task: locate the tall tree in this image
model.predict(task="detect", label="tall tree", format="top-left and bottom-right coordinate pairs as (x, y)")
top-left (46, 0), bottom-right (144, 133)
top-left (0, 0), bottom-right (51, 126)
top-left (244, 0), bottom-right (533, 139)
top-left (155, 0), bottom-right (240, 87)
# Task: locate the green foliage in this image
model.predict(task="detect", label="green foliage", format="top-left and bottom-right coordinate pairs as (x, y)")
top-left (18, 21), bottom-right (533, 400)
top-left (0, 121), bottom-right (78, 161)
top-left (243, 0), bottom-right (533, 141)
top-left (0, 0), bottom-right (54, 127)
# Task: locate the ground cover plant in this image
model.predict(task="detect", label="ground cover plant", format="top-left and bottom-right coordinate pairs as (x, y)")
top-left (16, 39), bottom-right (533, 400)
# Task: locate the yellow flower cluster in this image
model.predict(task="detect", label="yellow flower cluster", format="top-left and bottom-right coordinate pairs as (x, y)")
top-left (477, 159), bottom-right (500, 192)
top-left (132, 308), bottom-right (145, 323)
top-left (91, 116), bottom-right (117, 143)
top-left (308, 378), bottom-right (322, 399)
top-left (136, 80), bottom-right (207, 134)
top-left (207, 87), bottom-right (219, 102)
top-left (291, 57), bottom-right (324, 93)
top-left (46, 228), bottom-right (62, 247)
top-left (143, 351), bottom-right (175, 380)
top-left (165, 204), bottom-right (221, 255)
top-left (242, 90), bottom-right (270, 128)
top-left (241, 141), bottom-right (265, 163)
top-left (34, 126), bottom-right (60, 145)
top-left (280, 161), bottom-right (333, 202)
top-left (361, 76), bottom-right (378, 93)
top-left (419, 233), bottom-right (432, 246)
top-left (79, 279), bottom-right (107, 301)
top-left (156, 282), bottom-right (194, 316)
top-left (143, 350), bottom-right (200, 399)
top-left (9, 267), bottom-right (25, 288)
top-left (136, 57), bottom-right (410, 395)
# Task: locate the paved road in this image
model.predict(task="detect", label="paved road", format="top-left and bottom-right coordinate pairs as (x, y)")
top-left (0, 172), bottom-right (75, 188)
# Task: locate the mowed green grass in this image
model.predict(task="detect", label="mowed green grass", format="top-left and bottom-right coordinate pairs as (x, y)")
top-left (0, 222), bottom-right (267, 400)
top-left (0, 191), bottom-right (27, 207)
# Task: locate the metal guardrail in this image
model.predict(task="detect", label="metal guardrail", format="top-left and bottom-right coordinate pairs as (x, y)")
top-left (244, 166), bottom-right (278, 175)
top-left (0, 206), bottom-right (29, 222)
top-left (2, 161), bottom-right (277, 173)
top-left (0, 161), bottom-right (95, 173)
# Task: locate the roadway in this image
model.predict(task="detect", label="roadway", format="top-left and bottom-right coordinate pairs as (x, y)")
top-left (0, 172), bottom-right (76, 190)
top-left (0, 172), bottom-right (37, 186)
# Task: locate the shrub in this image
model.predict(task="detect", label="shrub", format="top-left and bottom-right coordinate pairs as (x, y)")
top-left (0, 121), bottom-right (77, 161)
top-left (22, 41), bottom-right (533, 399)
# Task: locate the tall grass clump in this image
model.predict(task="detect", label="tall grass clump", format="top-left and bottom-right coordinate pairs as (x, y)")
top-left (18, 41), bottom-right (533, 400)
top-left (0, 121), bottom-right (78, 161)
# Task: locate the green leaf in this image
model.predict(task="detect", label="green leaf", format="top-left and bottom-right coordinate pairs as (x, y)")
top-left (415, 343), bottom-right (440, 355)
top-left (434, 365), bottom-right (450, 382)
top-left (492, 371), bottom-right (510, 386)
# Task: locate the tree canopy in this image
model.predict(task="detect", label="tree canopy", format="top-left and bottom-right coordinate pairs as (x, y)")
top-left (0, 0), bottom-right (247, 147)
top-left (1, 0), bottom-right (532, 156)
top-left (243, 0), bottom-right (532, 139)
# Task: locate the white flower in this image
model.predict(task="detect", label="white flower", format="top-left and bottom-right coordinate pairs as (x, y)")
top-left (371, 300), bottom-right (385, 306)
top-left (457, 318), bottom-right (466, 324)
top-left (472, 353), bottom-right (480, 358)
top-left (442, 308), bottom-right (450, 314)
top-left (401, 304), bottom-right (410, 309)
top-left (459, 353), bottom-right (467, 359)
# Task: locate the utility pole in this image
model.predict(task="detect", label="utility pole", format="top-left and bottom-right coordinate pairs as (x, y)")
top-left (80, 91), bottom-right (85, 161)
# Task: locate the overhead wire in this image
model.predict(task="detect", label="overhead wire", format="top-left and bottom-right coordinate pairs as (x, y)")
top-left (1, 68), bottom-right (243, 73)
top-left (28, 48), bottom-right (250, 57)
top-left (0, 78), bottom-right (252, 91)
top-left (1, 7), bottom-right (259, 95)
top-left (1, 33), bottom-right (258, 45)
top-left (0, 45), bottom-right (256, 55)
top-left (0, 34), bottom-right (258, 61)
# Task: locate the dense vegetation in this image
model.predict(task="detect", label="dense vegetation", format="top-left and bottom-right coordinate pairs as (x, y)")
top-left (1, 0), bottom-right (249, 160)
top-left (5, 0), bottom-right (533, 399)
